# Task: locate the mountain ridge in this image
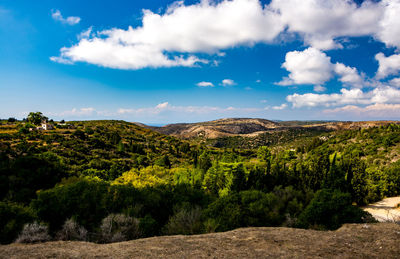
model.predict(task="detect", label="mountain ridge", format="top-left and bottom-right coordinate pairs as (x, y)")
top-left (148, 118), bottom-right (400, 139)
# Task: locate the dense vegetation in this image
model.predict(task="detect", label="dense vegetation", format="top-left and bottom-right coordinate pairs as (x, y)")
top-left (1, 115), bottom-right (400, 244)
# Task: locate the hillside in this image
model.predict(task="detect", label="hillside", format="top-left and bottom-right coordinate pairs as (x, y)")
top-left (151, 118), bottom-right (400, 141)
top-left (1, 116), bottom-right (400, 251)
top-left (152, 118), bottom-right (280, 139)
top-left (1, 223), bottom-right (399, 259)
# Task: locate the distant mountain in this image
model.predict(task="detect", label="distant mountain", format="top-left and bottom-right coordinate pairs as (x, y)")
top-left (151, 118), bottom-right (280, 139)
top-left (149, 118), bottom-right (400, 139)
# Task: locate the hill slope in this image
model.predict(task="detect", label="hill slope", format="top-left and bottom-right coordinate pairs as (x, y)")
top-left (1, 223), bottom-right (399, 258)
top-left (151, 118), bottom-right (400, 139)
top-left (153, 118), bottom-right (280, 139)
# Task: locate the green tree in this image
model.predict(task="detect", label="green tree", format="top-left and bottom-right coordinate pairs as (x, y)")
top-left (257, 146), bottom-right (271, 161)
top-left (298, 189), bottom-right (369, 230)
top-left (27, 112), bottom-right (48, 125)
top-left (198, 151), bottom-right (212, 173)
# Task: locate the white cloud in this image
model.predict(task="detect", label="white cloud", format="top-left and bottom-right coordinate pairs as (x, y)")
top-left (270, 0), bottom-right (383, 50)
top-left (324, 103), bottom-right (400, 118)
top-left (49, 56), bottom-right (73, 64)
top-left (370, 85), bottom-right (400, 103)
top-left (277, 48), bottom-right (365, 88)
top-left (260, 99), bottom-right (267, 103)
top-left (286, 88), bottom-right (370, 108)
top-left (334, 63), bottom-right (364, 88)
top-left (376, 0), bottom-right (400, 49)
top-left (221, 79), bottom-right (236, 86)
top-left (287, 86), bottom-right (400, 108)
top-left (52, 42), bottom-right (208, 69)
top-left (313, 85), bottom-right (326, 92)
top-left (277, 48), bottom-right (333, 86)
top-left (51, 9), bottom-right (80, 25)
top-left (155, 102), bottom-right (169, 109)
top-left (51, 0), bottom-right (400, 70)
top-left (389, 78), bottom-right (400, 87)
top-left (272, 103), bottom-right (287, 110)
top-left (375, 52), bottom-right (400, 79)
top-left (78, 27), bottom-right (92, 39)
top-left (52, 0), bottom-right (283, 69)
top-left (196, 81), bottom-right (214, 87)
top-left (256, 79), bottom-right (261, 83)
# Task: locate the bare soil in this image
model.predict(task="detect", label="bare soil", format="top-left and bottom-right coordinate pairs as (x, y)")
top-left (363, 196), bottom-right (400, 222)
top-left (1, 223), bottom-right (399, 259)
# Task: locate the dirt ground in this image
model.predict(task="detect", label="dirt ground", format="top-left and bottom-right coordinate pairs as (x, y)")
top-left (1, 223), bottom-right (399, 259)
top-left (363, 196), bottom-right (400, 222)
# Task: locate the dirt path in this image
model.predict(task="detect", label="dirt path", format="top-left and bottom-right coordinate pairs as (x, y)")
top-left (363, 196), bottom-right (400, 222)
top-left (1, 223), bottom-right (400, 259)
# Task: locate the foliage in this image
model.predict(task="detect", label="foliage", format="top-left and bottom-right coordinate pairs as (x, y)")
top-left (0, 202), bottom-right (36, 244)
top-left (163, 206), bottom-right (203, 235)
top-left (99, 214), bottom-right (141, 243)
top-left (27, 112), bottom-right (48, 125)
top-left (2, 116), bottom-right (400, 243)
top-left (298, 189), bottom-right (371, 230)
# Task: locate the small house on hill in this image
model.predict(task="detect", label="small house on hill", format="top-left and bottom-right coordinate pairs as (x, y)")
top-left (41, 122), bottom-right (54, 130)
top-left (40, 120), bottom-right (54, 130)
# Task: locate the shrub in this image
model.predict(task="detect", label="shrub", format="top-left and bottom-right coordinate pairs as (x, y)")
top-left (163, 206), bottom-right (203, 235)
top-left (100, 214), bottom-right (141, 243)
top-left (298, 189), bottom-right (370, 230)
top-left (56, 218), bottom-right (88, 241)
top-left (204, 190), bottom-right (284, 232)
top-left (203, 218), bottom-right (219, 233)
top-left (15, 222), bottom-right (50, 243)
top-left (0, 202), bottom-right (36, 244)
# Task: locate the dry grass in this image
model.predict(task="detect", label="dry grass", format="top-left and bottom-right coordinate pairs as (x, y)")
top-left (1, 223), bottom-right (400, 258)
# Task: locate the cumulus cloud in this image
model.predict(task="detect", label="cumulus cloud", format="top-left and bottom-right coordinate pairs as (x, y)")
top-left (375, 52), bottom-right (400, 79)
top-left (389, 78), bottom-right (400, 87)
top-left (51, 9), bottom-right (80, 25)
top-left (277, 48), bottom-right (365, 88)
top-left (376, 0), bottom-right (400, 49)
top-left (334, 63), bottom-right (364, 88)
top-left (51, 0), bottom-right (400, 70)
top-left (277, 48), bottom-right (333, 86)
top-left (270, 0), bottom-right (383, 50)
top-left (286, 88), bottom-right (369, 108)
top-left (196, 81), bottom-right (214, 87)
top-left (51, 0), bottom-right (283, 69)
top-left (221, 79), bottom-right (236, 86)
top-left (286, 86), bottom-right (400, 108)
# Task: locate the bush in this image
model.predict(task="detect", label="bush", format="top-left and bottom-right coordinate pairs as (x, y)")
top-left (163, 206), bottom-right (203, 235)
top-left (100, 214), bottom-right (141, 243)
top-left (204, 190), bottom-right (284, 232)
top-left (0, 202), bottom-right (36, 244)
top-left (15, 222), bottom-right (50, 243)
top-left (298, 189), bottom-right (370, 230)
top-left (56, 218), bottom-right (88, 241)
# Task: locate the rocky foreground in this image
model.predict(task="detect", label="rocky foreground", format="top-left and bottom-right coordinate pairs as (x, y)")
top-left (1, 223), bottom-right (399, 259)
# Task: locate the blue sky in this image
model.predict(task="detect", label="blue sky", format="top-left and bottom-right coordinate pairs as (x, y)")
top-left (1, 0), bottom-right (400, 124)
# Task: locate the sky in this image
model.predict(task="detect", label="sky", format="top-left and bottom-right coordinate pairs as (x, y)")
top-left (1, 0), bottom-right (400, 124)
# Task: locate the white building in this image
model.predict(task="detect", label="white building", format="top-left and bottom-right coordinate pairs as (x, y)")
top-left (41, 122), bottom-right (54, 130)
